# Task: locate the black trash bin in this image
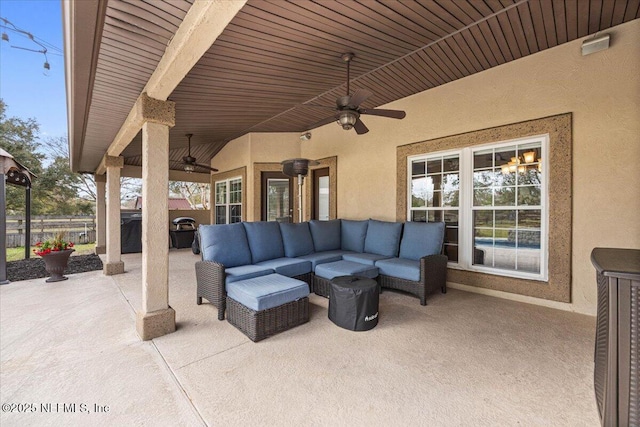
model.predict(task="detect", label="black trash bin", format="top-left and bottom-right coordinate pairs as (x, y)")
top-left (328, 276), bottom-right (379, 331)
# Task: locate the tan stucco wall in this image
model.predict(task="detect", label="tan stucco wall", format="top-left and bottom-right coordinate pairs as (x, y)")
top-left (299, 19), bottom-right (640, 315)
top-left (211, 132), bottom-right (301, 221)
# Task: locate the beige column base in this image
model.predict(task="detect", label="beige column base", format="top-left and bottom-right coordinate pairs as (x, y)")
top-left (136, 307), bottom-right (176, 341)
top-left (95, 245), bottom-right (106, 255)
top-left (104, 261), bottom-right (125, 276)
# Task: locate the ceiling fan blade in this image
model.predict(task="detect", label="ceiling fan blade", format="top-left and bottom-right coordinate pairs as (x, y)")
top-left (194, 162), bottom-right (219, 172)
top-left (349, 88), bottom-right (372, 108)
top-left (307, 114), bottom-right (338, 130)
top-left (353, 118), bottom-right (369, 135)
top-left (359, 108), bottom-right (406, 119)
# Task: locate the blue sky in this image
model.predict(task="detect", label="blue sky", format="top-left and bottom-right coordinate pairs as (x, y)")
top-left (0, 0), bottom-right (67, 140)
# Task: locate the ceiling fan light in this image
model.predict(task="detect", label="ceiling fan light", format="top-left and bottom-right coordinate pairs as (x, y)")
top-left (337, 111), bottom-right (357, 130)
top-left (184, 164), bottom-right (195, 173)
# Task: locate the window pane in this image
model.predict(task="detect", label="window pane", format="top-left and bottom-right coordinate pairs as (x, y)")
top-left (473, 188), bottom-right (492, 206)
top-left (444, 244), bottom-right (458, 262)
top-left (428, 174), bottom-right (442, 190)
top-left (215, 206), bottom-right (226, 224)
top-left (517, 185), bottom-right (541, 206)
top-left (411, 177), bottom-right (427, 207)
top-left (517, 230), bottom-right (540, 249)
top-left (474, 210), bottom-right (493, 228)
top-left (443, 210), bottom-right (459, 224)
top-left (443, 190), bottom-right (459, 207)
top-left (412, 161), bottom-right (425, 176)
top-left (429, 191), bottom-right (441, 207)
top-left (411, 211), bottom-right (427, 222)
top-left (215, 182), bottom-right (226, 204)
top-left (518, 210), bottom-right (541, 229)
top-left (443, 156), bottom-right (459, 172)
top-left (494, 187), bottom-right (516, 206)
top-left (427, 211), bottom-right (443, 222)
top-left (518, 168), bottom-right (541, 186)
top-left (442, 173), bottom-right (459, 191)
top-left (495, 147), bottom-right (516, 166)
top-left (474, 150), bottom-right (493, 169)
top-left (444, 226), bottom-right (458, 244)
top-left (473, 170), bottom-right (494, 188)
top-left (427, 159), bottom-right (441, 174)
top-left (230, 205), bottom-right (242, 223)
top-left (495, 210), bottom-right (516, 228)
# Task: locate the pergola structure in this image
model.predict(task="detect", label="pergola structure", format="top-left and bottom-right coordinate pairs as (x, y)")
top-left (0, 148), bottom-right (36, 285)
top-left (63, 0), bottom-right (640, 340)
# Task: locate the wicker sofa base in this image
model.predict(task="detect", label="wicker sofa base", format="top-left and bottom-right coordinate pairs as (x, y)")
top-left (226, 296), bottom-right (309, 342)
top-left (313, 275), bottom-right (332, 298)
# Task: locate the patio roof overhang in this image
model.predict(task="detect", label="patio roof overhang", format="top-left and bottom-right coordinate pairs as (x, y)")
top-left (64, 0), bottom-right (640, 175)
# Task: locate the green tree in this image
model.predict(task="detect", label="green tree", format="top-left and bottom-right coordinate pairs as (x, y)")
top-left (0, 99), bottom-right (45, 214)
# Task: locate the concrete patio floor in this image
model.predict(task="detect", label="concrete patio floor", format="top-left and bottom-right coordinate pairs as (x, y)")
top-left (1, 249), bottom-right (599, 426)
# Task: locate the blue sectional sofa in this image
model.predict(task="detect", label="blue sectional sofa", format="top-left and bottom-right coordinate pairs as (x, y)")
top-left (196, 219), bottom-right (448, 338)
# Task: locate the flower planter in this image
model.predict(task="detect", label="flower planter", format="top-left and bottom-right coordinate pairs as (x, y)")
top-left (42, 249), bottom-right (75, 282)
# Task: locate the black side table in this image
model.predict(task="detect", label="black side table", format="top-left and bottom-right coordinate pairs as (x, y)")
top-left (328, 275), bottom-right (379, 331)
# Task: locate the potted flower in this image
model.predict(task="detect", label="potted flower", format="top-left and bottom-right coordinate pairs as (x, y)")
top-left (33, 232), bottom-right (75, 282)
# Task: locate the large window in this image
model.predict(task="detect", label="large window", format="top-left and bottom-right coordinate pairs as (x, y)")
top-left (409, 136), bottom-right (548, 281)
top-left (215, 177), bottom-right (242, 224)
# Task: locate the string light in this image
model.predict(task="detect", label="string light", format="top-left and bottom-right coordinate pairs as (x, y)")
top-left (0, 17), bottom-right (61, 73)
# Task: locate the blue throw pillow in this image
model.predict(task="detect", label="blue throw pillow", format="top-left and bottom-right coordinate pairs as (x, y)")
top-left (398, 222), bottom-right (445, 260)
top-left (309, 219), bottom-right (341, 252)
top-left (199, 223), bottom-right (252, 267)
top-left (279, 222), bottom-right (315, 257)
top-left (243, 222), bottom-right (285, 263)
top-left (341, 219), bottom-right (368, 253)
top-left (364, 219), bottom-right (403, 257)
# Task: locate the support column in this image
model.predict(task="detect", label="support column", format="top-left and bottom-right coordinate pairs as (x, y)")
top-left (135, 96), bottom-right (176, 341)
top-left (0, 174), bottom-right (9, 285)
top-left (104, 156), bottom-right (124, 275)
top-left (95, 174), bottom-right (106, 254)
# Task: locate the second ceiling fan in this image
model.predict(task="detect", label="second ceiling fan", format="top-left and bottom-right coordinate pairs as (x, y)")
top-left (309, 53), bottom-right (406, 135)
top-left (179, 133), bottom-right (218, 173)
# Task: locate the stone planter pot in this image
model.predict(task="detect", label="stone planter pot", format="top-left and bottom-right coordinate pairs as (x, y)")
top-left (42, 249), bottom-right (75, 282)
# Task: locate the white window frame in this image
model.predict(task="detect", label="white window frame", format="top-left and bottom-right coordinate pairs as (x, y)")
top-left (407, 134), bottom-right (549, 282)
top-left (215, 177), bottom-right (242, 224)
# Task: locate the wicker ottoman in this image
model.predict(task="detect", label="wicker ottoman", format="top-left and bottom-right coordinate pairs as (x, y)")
top-left (226, 273), bottom-right (310, 342)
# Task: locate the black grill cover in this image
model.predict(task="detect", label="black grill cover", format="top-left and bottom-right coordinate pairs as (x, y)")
top-left (328, 276), bottom-right (379, 331)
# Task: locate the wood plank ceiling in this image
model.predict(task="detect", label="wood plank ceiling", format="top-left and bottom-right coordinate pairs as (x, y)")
top-left (79, 0), bottom-right (640, 173)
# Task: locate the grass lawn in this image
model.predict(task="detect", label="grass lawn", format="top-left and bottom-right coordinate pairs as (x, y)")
top-left (6, 243), bottom-right (96, 262)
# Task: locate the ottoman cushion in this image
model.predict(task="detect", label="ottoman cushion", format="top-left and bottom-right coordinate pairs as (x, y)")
top-left (226, 273), bottom-right (309, 312)
top-left (315, 260), bottom-right (378, 280)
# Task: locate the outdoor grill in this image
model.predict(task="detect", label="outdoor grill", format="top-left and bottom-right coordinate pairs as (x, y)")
top-left (172, 217), bottom-right (196, 231)
top-left (170, 217), bottom-right (196, 249)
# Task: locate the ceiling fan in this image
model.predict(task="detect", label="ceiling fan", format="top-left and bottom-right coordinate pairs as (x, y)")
top-left (180, 133), bottom-right (218, 173)
top-left (308, 53), bottom-right (406, 135)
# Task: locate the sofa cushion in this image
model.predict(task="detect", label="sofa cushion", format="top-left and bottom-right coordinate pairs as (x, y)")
top-left (256, 257), bottom-right (312, 278)
top-left (399, 222), bottom-right (445, 261)
top-left (309, 220), bottom-right (341, 252)
top-left (279, 222), bottom-right (315, 258)
top-left (314, 260), bottom-right (379, 280)
top-left (297, 250), bottom-right (350, 269)
top-left (375, 258), bottom-right (420, 282)
top-left (341, 220), bottom-right (368, 253)
top-left (199, 223), bottom-right (252, 267)
top-left (243, 221), bottom-right (285, 263)
top-left (225, 265), bottom-right (274, 284)
top-left (364, 219), bottom-right (403, 257)
top-left (342, 252), bottom-right (392, 266)
top-left (226, 273), bottom-right (309, 312)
